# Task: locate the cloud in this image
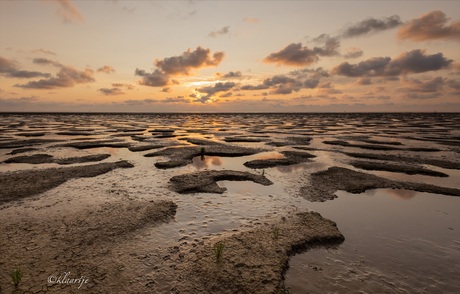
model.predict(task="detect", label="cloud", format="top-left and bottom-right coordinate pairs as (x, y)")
top-left (243, 18), bottom-right (259, 24)
top-left (240, 84), bottom-right (270, 91)
top-left (112, 83), bottom-right (134, 90)
top-left (311, 34), bottom-right (341, 57)
top-left (218, 71), bottom-right (243, 79)
top-left (123, 98), bottom-right (158, 105)
top-left (400, 76), bottom-right (444, 93)
top-left (397, 10), bottom-right (460, 42)
top-left (241, 71), bottom-right (323, 94)
top-left (303, 78), bottom-right (320, 88)
top-left (45, 0), bottom-right (84, 23)
top-left (209, 26), bottom-right (230, 37)
top-left (447, 79), bottom-right (460, 90)
top-left (33, 57), bottom-right (62, 67)
top-left (15, 65), bottom-right (95, 89)
top-left (397, 76), bottom-right (446, 99)
top-left (155, 47), bottom-right (224, 75)
top-left (98, 87), bottom-right (124, 96)
top-left (0, 56), bottom-right (51, 79)
top-left (355, 77), bottom-right (372, 85)
top-left (289, 67), bottom-right (329, 79)
top-left (264, 43), bottom-right (318, 66)
top-left (333, 49), bottom-right (452, 77)
top-left (342, 15), bottom-right (402, 38)
top-left (97, 65), bottom-right (115, 74)
top-left (195, 81), bottom-right (236, 103)
top-left (264, 36), bottom-right (340, 66)
top-left (163, 96), bottom-right (191, 103)
top-left (31, 48), bottom-right (57, 55)
top-left (135, 69), bottom-right (170, 87)
top-left (343, 48), bottom-right (364, 59)
top-left (220, 92), bottom-right (233, 98)
top-left (240, 73), bottom-right (321, 95)
top-left (137, 47), bottom-right (224, 87)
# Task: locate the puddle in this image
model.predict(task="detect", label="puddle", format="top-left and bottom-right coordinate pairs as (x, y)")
top-left (285, 189), bottom-right (460, 293)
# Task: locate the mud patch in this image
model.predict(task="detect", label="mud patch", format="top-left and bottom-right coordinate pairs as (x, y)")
top-left (350, 160), bottom-right (449, 177)
top-left (56, 140), bottom-right (131, 149)
top-left (324, 140), bottom-right (440, 152)
top-left (172, 211), bottom-right (344, 293)
top-left (4, 154), bottom-right (111, 165)
top-left (343, 152), bottom-right (460, 170)
top-left (244, 150), bottom-right (316, 169)
top-left (301, 166), bottom-right (460, 202)
top-left (0, 139), bottom-right (62, 149)
top-left (0, 161), bottom-right (133, 204)
top-left (170, 170), bottom-right (273, 193)
top-left (267, 136), bottom-right (312, 147)
top-left (146, 145), bottom-right (262, 169)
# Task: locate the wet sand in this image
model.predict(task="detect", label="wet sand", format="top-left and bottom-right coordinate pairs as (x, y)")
top-left (0, 113), bottom-right (459, 293)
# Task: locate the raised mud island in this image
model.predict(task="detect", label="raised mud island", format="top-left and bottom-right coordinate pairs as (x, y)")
top-left (0, 113), bottom-right (459, 293)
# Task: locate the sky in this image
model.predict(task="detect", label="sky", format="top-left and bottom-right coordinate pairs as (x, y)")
top-left (0, 0), bottom-right (459, 112)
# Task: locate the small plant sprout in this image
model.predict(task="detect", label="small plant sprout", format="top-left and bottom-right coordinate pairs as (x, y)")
top-left (10, 268), bottom-right (22, 287)
top-left (214, 241), bottom-right (225, 263)
top-left (273, 226), bottom-right (280, 240)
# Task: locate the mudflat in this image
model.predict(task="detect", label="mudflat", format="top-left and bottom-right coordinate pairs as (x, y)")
top-left (0, 113), bottom-right (459, 293)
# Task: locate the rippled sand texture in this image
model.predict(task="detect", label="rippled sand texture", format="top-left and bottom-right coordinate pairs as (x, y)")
top-left (0, 113), bottom-right (459, 293)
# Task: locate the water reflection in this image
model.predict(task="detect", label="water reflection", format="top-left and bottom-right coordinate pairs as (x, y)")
top-left (275, 162), bottom-right (309, 173)
top-left (191, 156), bottom-right (223, 170)
top-left (364, 188), bottom-right (417, 199)
top-left (387, 189), bottom-right (417, 199)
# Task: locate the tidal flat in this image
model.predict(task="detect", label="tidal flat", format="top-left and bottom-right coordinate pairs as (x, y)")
top-left (0, 113), bottom-right (459, 293)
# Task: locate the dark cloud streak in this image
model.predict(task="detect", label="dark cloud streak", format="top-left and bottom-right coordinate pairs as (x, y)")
top-left (342, 15), bottom-right (402, 38)
top-left (333, 49), bottom-right (452, 77)
top-left (0, 57), bottom-right (51, 79)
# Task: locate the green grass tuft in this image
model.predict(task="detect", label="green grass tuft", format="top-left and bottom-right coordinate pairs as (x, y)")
top-left (273, 226), bottom-right (280, 240)
top-left (10, 268), bottom-right (22, 287)
top-left (214, 241), bottom-right (225, 263)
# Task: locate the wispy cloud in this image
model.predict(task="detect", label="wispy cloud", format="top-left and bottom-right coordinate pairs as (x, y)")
top-left (163, 96), bottom-right (191, 103)
top-left (98, 87), bottom-right (124, 96)
top-left (209, 26), bottom-right (230, 38)
top-left (343, 48), bottom-right (364, 59)
top-left (15, 59), bottom-right (95, 89)
top-left (44, 0), bottom-right (84, 24)
top-left (241, 73), bottom-right (320, 95)
top-left (31, 48), bottom-right (57, 56)
top-left (216, 71), bottom-right (243, 79)
top-left (398, 10), bottom-right (460, 42)
top-left (97, 65), bottom-right (115, 74)
top-left (0, 56), bottom-right (51, 79)
top-left (341, 15), bottom-right (402, 38)
top-left (333, 49), bottom-right (452, 77)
